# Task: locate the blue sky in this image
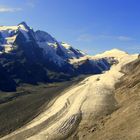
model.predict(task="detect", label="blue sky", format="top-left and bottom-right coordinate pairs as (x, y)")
top-left (0, 0), bottom-right (140, 54)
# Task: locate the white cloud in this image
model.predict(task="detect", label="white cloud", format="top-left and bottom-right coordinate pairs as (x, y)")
top-left (117, 36), bottom-right (134, 41)
top-left (26, 0), bottom-right (38, 8)
top-left (0, 6), bottom-right (22, 12)
top-left (126, 46), bottom-right (140, 51)
top-left (77, 34), bottom-right (95, 42)
top-left (77, 34), bottom-right (134, 42)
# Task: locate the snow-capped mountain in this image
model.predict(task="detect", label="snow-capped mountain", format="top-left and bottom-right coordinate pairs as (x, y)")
top-left (0, 22), bottom-right (84, 64)
top-left (0, 22), bottom-right (116, 91)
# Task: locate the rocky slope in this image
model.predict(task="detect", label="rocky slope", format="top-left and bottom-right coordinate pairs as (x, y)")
top-left (68, 56), bottom-right (140, 140)
top-left (0, 22), bottom-right (114, 91)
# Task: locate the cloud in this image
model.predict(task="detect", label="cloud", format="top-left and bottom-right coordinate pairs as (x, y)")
top-left (77, 34), bottom-right (95, 42)
top-left (0, 6), bottom-right (22, 12)
top-left (126, 46), bottom-right (140, 51)
top-left (116, 36), bottom-right (134, 41)
top-left (77, 34), bottom-right (134, 42)
top-left (26, 0), bottom-right (38, 8)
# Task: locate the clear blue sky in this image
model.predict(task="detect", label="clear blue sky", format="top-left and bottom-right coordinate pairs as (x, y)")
top-left (0, 0), bottom-right (140, 54)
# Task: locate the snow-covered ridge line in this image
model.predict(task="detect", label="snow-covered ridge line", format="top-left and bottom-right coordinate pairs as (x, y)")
top-left (0, 22), bottom-right (86, 66)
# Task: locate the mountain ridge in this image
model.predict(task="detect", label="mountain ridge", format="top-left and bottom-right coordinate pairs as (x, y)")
top-left (0, 22), bottom-right (128, 91)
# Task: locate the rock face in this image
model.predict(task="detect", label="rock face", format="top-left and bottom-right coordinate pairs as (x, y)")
top-left (0, 22), bottom-right (114, 91)
top-left (0, 64), bottom-right (16, 91)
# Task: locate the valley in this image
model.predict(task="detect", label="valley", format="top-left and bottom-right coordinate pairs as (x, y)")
top-left (1, 50), bottom-right (138, 140)
top-left (0, 22), bottom-right (139, 140)
top-left (0, 77), bottom-right (84, 138)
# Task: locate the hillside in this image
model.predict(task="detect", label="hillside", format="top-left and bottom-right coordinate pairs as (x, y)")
top-left (69, 56), bottom-right (140, 140)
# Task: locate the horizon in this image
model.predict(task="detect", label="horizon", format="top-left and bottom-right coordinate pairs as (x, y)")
top-left (0, 0), bottom-right (140, 55)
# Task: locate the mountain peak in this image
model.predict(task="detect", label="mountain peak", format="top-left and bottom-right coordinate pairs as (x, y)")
top-left (94, 48), bottom-right (128, 60)
top-left (18, 21), bottom-right (28, 27)
top-left (18, 22), bottom-right (30, 31)
top-left (108, 48), bottom-right (126, 53)
top-left (102, 48), bottom-right (127, 56)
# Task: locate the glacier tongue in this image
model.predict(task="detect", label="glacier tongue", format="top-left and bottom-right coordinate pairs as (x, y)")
top-left (1, 51), bottom-right (138, 140)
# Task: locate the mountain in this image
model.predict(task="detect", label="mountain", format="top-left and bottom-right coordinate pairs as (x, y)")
top-left (0, 22), bottom-right (114, 91)
top-left (0, 22), bottom-right (139, 140)
top-left (0, 42), bottom-right (138, 140)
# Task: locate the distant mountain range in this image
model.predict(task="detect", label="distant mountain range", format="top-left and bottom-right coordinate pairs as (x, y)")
top-left (0, 22), bottom-right (117, 91)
